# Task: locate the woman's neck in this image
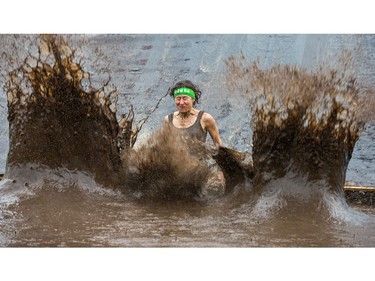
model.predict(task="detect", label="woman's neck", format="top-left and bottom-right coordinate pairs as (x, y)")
top-left (177, 108), bottom-right (196, 119)
top-left (177, 111), bottom-right (193, 119)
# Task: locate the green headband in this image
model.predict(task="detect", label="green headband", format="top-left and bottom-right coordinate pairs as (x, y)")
top-left (174, 87), bottom-right (196, 99)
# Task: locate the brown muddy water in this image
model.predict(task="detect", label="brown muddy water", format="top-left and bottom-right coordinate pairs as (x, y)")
top-left (0, 34), bottom-right (375, 248)
top-left (1, 175), bottom-right (375, 247)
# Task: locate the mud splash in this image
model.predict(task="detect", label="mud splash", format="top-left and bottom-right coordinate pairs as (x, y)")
top-left (4, 35), bottom-right (128, 188)
top-left (123, 125), bottom-right (211, 200)
top-left (226, 54), bottom-right (375, 219)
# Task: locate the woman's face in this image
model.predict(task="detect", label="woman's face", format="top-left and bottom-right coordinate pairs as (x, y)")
top-left (175, 95), bottom-right (195, 113)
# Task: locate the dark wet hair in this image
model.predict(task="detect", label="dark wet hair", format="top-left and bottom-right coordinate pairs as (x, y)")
top-left (168, 80), bottom-right (202, 105)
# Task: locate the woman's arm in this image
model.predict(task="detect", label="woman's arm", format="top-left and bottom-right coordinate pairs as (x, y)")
top-left (202, 112), bottom-right (222, 148)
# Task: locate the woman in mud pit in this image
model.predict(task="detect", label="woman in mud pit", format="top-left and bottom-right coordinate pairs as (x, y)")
top-left (164, 80), bottom-right (225, 193)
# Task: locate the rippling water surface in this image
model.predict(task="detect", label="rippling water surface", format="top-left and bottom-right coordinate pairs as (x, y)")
top-left (1, 178), bottom-right (374, 247)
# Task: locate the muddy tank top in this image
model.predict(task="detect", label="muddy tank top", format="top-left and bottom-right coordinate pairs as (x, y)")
top-left (168, 110), bottom-right (208, 143)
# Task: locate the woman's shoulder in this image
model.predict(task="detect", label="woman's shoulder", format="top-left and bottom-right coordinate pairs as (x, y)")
top-left (201, 111), bottom-right (217, 126)
top-left (164, 113), bottom-right (174, 123)
top-left (201, 111), bottom-right (214, 120)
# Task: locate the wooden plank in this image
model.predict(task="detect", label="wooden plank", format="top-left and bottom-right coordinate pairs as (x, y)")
top-left (343, 185), bottom-right (375, 191)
